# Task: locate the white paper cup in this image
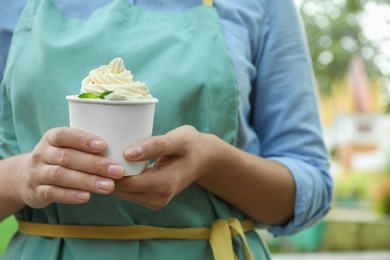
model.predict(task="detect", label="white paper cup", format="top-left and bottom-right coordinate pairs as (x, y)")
top-left (66, 95), bottom-right (158, 176)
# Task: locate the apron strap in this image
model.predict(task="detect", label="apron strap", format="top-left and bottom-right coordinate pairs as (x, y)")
top-left (209, 219), bottom-right (254, 260)
top-left (202, 0), bottom-right (213, 6)
top-left (17, 218), bottom-right (254, 260)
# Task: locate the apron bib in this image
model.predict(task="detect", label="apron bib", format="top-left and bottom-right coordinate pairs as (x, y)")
top-left (1, 0), bottom-right (270, 259)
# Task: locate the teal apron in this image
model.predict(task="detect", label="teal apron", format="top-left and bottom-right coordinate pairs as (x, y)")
top-left (1, 0), bottom-right (271, 259)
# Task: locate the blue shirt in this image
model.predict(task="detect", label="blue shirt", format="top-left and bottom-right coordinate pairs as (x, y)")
top-left (0, 0), bottom-right (333, 236)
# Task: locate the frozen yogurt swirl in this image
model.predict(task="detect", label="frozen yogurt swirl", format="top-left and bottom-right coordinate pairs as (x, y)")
top-left (80, 57), bottom-right (151, 100)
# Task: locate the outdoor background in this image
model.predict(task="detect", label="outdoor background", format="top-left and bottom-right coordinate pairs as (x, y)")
top-left (1, 0), bottom-right (390, 258)
top-left (266, 0), bottom-right (390, 258)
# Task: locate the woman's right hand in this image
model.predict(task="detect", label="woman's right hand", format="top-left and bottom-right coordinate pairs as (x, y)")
top-left (18, 127), bottom-right (124, 209)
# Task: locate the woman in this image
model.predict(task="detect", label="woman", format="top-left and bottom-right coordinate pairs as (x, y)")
top-left (0, 0), bottom-right (333, 259)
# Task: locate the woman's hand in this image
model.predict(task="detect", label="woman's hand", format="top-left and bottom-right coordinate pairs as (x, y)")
top-left (113, 125), bottom-right (211, 209)
top-left (113, 125), bottom-right (295, 225)
top-left (18, 127), bottom-right (124, 209)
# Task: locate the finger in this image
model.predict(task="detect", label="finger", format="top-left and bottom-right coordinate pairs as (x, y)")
top-left (35, 184), bottom-right (91, 205)
top-left (123, 126), bottom-right (200, 162)
top-left (114, 167), bottom-right (161, 192)
top-left (45, 146), bottom-right (124, 179)
top-left (39, 164), bottom-right (116, 194)
top-left (46, 127), bottom-right (106, 154)
top-left (113, 191), bottom-right (168, 210)
top-left (114, 191), bottom-right (147, 204)
top-left (122, 135), bottom-right (180, 162)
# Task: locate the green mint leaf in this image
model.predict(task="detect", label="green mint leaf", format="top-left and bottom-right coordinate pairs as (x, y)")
top-left (78, 92), bottom-right (98, 99)
top-left (98, 91), bottom-right (114, 99)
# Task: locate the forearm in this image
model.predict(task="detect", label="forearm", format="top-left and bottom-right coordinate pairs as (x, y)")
top-left (197, 134), bottom-right (295, 225)
top-left (0, 154), bottom-right (27, 221)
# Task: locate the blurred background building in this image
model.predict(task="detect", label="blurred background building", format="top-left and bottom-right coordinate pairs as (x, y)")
top-left (266, 0), bottom-right (390, 256)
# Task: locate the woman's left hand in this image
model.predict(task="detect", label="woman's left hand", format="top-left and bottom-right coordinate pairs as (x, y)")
top-left (112, 125), bottom-right (212, 209)
top-left (113, 125), bottom-right (296, 225)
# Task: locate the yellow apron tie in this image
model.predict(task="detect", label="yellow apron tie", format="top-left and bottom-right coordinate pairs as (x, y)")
top-left (209, 219), bottom-right (253, 260)
top-left (228, 219), bottom-right (253, 260)
top-left (202, 0), bottom-right (213, 6)
top-left (18, 218), bottom-right (254, 260)
top-left (210, 219), bottom-right (235, 260)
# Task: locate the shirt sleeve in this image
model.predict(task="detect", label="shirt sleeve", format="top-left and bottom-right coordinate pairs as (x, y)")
top-left (251, 0), bottom-right (333, 236)
top-left (0, 1), bottom-right (28, 159)
top-left (0, 0), bottom-right (27, 84)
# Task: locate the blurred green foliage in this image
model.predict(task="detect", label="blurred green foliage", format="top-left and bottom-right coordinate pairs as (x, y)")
top-left (298, 0), bottom-right (390, 111)
top-left (333, 170), bottom-right (390, 214)
top-left (0, 216), bottom-right (17, 257)
top-left (333, 172), bottom-right (376, 202)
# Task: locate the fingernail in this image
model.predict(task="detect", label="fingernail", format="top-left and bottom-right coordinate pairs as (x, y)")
top-left (76, 192), bottom-right (90, 201)
top-left (124, 146), bottom-right (144, 158)
top-left (90, 140), bottom-right (105, 150)
top-left (108, 164), bottom-right (124, 178)
top-left (97, 180), bottom-right (113, 191)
